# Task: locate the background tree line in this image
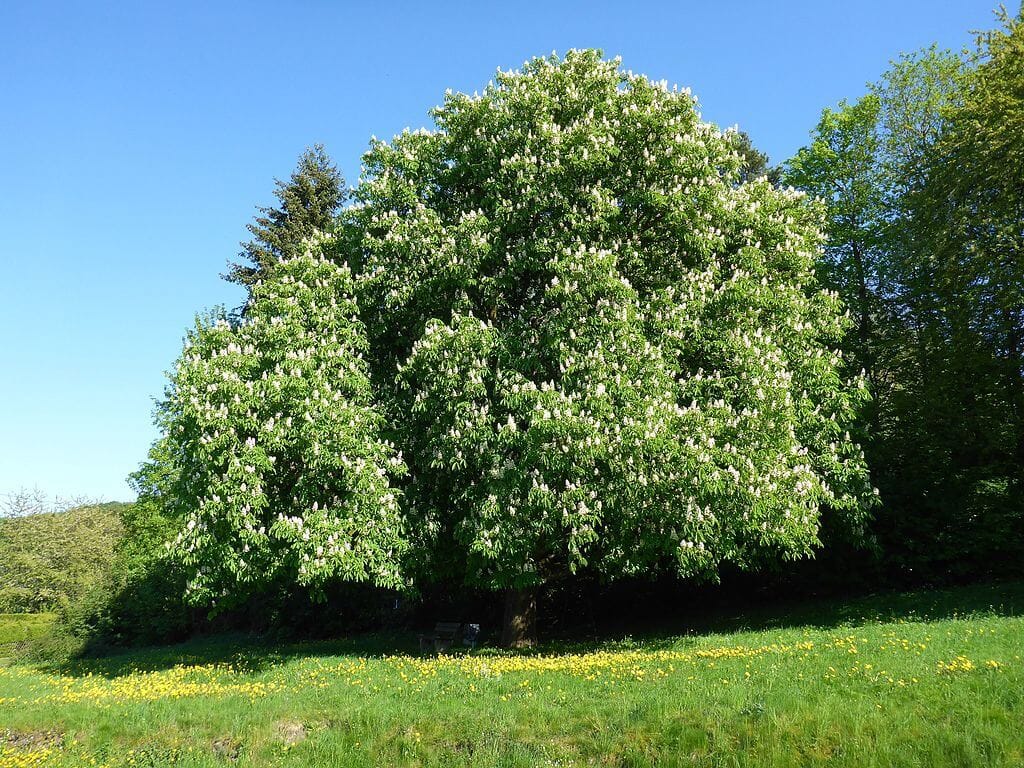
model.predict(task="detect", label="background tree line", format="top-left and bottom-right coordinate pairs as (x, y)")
top-left (785, 10), bottom-right (1023, 582)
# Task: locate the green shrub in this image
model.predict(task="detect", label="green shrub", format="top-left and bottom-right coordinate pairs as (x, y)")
top-left (0, 612), bottom-right (56, 659)
top-left (0, 502), bottom-right (125, 613)
top-left (58, 499), bottom-right (195, 649)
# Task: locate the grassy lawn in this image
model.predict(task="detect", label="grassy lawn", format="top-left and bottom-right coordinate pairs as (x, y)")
top-left (1, 584), bottom-right (1022, 767)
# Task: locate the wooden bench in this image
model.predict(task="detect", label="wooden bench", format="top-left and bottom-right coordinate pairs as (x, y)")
top-left (418, 622), bottom-right (480, 653)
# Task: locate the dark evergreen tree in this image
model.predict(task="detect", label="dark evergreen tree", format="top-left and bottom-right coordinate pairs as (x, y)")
top-left (730, 130), bottom-right (782, 186)
top-left (225, 144), bottom-right (345, 295)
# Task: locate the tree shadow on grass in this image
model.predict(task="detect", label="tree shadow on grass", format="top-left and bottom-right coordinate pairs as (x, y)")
top-left (38, 578), bottom-right (1024, 678)
top-left (43, 630), bottom-right (423, 679)
top-left (557, 577), bottom-right (1024, 653)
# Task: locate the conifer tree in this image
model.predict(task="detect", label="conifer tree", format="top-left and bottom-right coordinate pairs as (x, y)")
top-left (226, 144), bottom-right (345, 296)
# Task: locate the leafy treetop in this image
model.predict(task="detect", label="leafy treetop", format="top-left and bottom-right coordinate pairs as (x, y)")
top-left (350, 50), bottom-right (876, 594)
top-left (151, 237), bottom-right (406, 607)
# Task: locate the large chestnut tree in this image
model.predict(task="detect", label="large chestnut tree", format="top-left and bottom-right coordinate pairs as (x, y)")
top-left (352, 50), bottom-right (875, 644)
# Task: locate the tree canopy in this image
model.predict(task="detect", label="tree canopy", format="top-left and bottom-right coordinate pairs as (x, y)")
top-left (225, 144), bottom-right (345, 299)
top-left (353, 52), bottom-right (873, 630)
top-left (145, 240), bottom-right (406, 608)
top-left (0, 498), bottom-right (126, 613)
top-left (140, 51), bottom-right (875, 643)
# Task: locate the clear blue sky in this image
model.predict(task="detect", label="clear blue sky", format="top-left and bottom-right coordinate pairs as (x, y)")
top-left (0, 0), bottom-right (1001, 502)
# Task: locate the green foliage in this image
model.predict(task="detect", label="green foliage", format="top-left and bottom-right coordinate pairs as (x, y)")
top-left (918, 9), bottom-right (1024, 480)
top-left (0, 613), bottom-right (55, 658)
top-left (352, 50), bottom-right (875, 595)
top-left (0, 502), bottom-right (125, 613)
top-left (785, 17), bottom-right (1024, 580)
top-left (0, 494), bottom-right (190, 653)
top-left (131, 52), bottom-right (874, 629)
top-left (893, 11), bottom-right (1024, 574)
top-left (785, 94), bottom-right (886, 377)
top-left (142, 239), bottom-right (407, 609)
top-left (57, 499), bottom-right (194, 649)
top-left (729, 130), bottom-right (781, 186)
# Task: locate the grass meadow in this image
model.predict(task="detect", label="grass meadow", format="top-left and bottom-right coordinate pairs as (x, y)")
top-left (1, 583), bottom-right (1022, 767)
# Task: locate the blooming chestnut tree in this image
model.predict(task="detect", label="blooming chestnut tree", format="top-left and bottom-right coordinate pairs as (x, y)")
top-left (143, 237), bottom-right (407, 607)
top-left (351, 50), bottom-right (875, 644)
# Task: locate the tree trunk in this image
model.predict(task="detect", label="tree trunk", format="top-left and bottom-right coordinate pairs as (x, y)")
top-left (501, 586), bottom-right (537, 648)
